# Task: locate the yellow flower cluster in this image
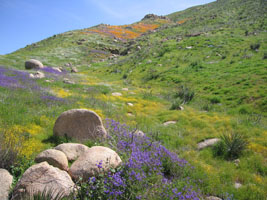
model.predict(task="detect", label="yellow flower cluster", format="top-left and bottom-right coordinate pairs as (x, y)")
top-left (1, 125), bottom-right (44, 159)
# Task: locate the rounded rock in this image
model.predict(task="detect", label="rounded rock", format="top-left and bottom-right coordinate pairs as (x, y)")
top-left (197, 138), bottom-right (220, 150)
top-left (53, 109), bottom-right (107, 142)
top-left (35, 149), bottom-right (68, 171)
top-left (69, 146), bottom-right (122, 180)
top-left (25, 59), bottom-right (44, 70)
top-left (0, 169), bottom-right (13, 200)
top-left (11, 162), bottom-right (74, 200)
top-left (54, 143), bottom-right (90, 161)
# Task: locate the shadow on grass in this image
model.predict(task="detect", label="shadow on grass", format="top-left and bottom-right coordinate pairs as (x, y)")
top-left (42, 134), bottom-right (75, 146)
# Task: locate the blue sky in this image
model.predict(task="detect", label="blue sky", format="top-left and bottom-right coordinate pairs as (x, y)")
top-left (0, 0), bottom-right (214, 55)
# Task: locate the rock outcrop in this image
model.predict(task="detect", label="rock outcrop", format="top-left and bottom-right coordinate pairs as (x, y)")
top-left (53, 109), bottom-right (107, 142)
top-left (35, 149), bottom-right (68, 171)
top-left (0, 169), bottom-right (13, 200)
top-left (25, 59), bottom-right (44, 69)
top-left (69, 146), bottom-right (122, 180)
top-left (11, 162), bottom-right (74, 200)
top-left (142, 14), bottom-right (169, 21)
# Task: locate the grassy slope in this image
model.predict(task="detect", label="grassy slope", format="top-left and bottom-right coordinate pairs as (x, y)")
top-left (0, 0), bottom-right (266, 199)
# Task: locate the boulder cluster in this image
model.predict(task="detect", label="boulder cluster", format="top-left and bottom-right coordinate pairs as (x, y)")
top-left (0, 109), bottom-right (122, 200)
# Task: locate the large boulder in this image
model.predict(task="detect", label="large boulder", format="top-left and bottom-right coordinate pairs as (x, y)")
top-left (53, 109), bottom-right (107, 142)
top-left (54, 143), bottom-right (90, 161)
top-left (11, 162), bottom-right (74, 200)
top-left (69, 146), bottom-right (122, 180)
top-left (25, 59), bottom-right (44, 70)
top-left (35, 149), bottom-right (68, 171)
top-left (0, 169), bottom-right (13, 200)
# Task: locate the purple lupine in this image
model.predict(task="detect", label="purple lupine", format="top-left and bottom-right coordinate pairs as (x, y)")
top-left (0, 66), bottom-right (40, 90)
top-left (100, 119), bottom-right (202, 199)
top-left (75, 119), bottom-right (202, 199)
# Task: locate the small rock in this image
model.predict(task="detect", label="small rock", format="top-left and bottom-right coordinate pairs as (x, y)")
top-left (63, 78), bottom-right (75, 84)
top-left (54, 143), bottom-right (90, 161)
top-left (235, 182), bottom-right (242, 189)
top-left (25, 59), bottom-right (44, 70)
top-left (127, 113), bottom-right (134, 117)
top-left (233, 159), bottom-right (240, 166)
top-left (65, 63), bottom-right (72, 67)
top-left (127, 103), bottom-right (134, 107)
top-left (122, 88), bottom-right (128, 91)
top-left (52, 67), bottom-right (62, 72)
top-left (11, 162), bottom-right (74, 200)
top-left (0, 169), bottom-right (13, 200)
top-left (29, 71), bottom-right (45, 79)
top-left (163, 121), bottom-right (177, 126)
top-left (179, 106), bottom-right (184, 110)
top-left (186, 46), bottom-right (193, 49)
top-left (71, 67), bottom-right (78, 73)
top-left (53, 109), bottom-right (107, 142)
top-left (133, 130), bottom-right (145, 137)
top-left (147, 60), bottom-right (152, 64)
top-left (69, 146), bottom-right (122, 181)
top-left (197, 138), bottom-right (220, 150)
top-left (35, 149), bottom-right (68, 171)
top-left (137, 46), bottom-right (141, 50)
top-left (206, 196), bottom-right (222, 200)
top-left (112, 92), bottom-right (122, 96)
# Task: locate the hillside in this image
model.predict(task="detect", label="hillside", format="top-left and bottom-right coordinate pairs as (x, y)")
top-left (0, 0), bottom-right (266, 199)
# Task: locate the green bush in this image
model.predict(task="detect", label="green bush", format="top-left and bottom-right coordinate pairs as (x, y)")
top-left (213, 132), bottom-right (248, 160)
top-left (210, 96), bottom-right (221, 104)
top-left (174, 85), bottom-right (195, 104)
top-left (250, 43), bottom-right (260, 51)
top-left (170, 98), bottom-right (183, 110)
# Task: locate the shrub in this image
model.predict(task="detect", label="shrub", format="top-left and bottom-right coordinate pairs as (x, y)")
top-left (250, 43), bottom-right (260, 51)
top-left (143, 69), bottom-right (160, 81)
top-left (188, 61), bottom-right (203, 72)
top-left (213, 132), bottom-right (248, 160)
top-left (210, 96), bottom-right (221, 104)
top-left (170, 98), bottom-right (183, 110)
top-left (122, 74), bottom-right (128, 79)
top-left (174, 85), bottom-right (195, 104)
top-left (201, 103), bottom-right (212, 111)
top-left (0, 129), bottom-right (24, 171)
